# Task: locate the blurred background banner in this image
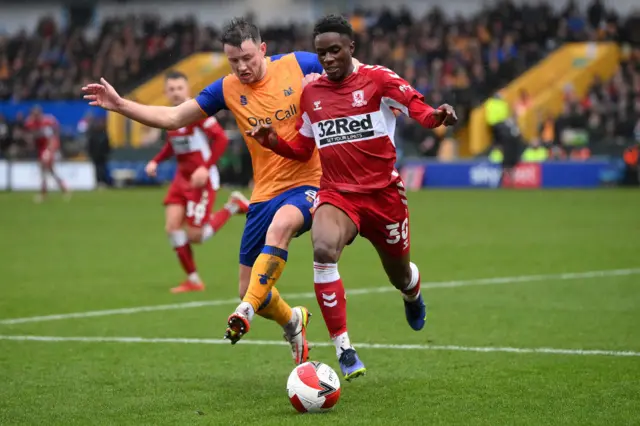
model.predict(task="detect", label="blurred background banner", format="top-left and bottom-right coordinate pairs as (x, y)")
top-left (0, 0), bottom-right (638, 189)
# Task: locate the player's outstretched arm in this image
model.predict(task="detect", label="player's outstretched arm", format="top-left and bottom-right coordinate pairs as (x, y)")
top-left (82, 78), bottom-right (204, 130)
top-left (246, 124), bottom-right (315, 162)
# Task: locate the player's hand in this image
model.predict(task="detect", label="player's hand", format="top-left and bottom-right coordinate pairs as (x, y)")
top-left (432, 104), bottom-right (458, 126)
top-left (302, 73), bottom-right (322, 89)
top-left (145, 161), bottom-right (158, 177)
top-left (245, 124), bottom-right (278, 148)
top-left (82, 78), bottom-right (123, 112)
top-left (190, 166), bottom-right (209, 188)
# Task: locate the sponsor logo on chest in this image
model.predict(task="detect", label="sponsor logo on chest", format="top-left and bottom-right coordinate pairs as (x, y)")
top-left (246, 104), bottom-right (298, 127)
top-left (170, 136), bottom-right (191, 153)
top-left (312, 112), bottom-right (386, 147)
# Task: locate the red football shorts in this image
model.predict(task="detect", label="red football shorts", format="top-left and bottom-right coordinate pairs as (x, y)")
top-left (38, 149), bottom-right (54, 167)
top-left (315, 177), bottom-right (410, 258)
top-left (163, 175), bottom-right (217, 228)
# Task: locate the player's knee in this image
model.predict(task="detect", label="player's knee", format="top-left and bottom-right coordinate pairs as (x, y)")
top-left (313, 241), bottom-right (339, 264)
top-left (165, 222), bottom-right (181, 234)
top-left (265, 220), bottom-right (297, 248)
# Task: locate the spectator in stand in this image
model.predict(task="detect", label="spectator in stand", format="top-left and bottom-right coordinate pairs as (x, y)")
top-left (548, 42), bottom-right (639, 159)
top-left (0, 0), bottom-right (638, 165)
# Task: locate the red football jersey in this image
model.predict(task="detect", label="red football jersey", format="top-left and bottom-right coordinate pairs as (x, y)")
top-left (153, 116), bottom-right (229, 179)
top-left (24, 114), bottom-right (59, 154)
top-left (288, 65), bottom-right (442, 193)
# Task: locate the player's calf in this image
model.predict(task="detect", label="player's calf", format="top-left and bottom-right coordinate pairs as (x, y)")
top-left (165, 205), bottom-right (203, 293)
top-left (378, 252), bottom-right (426, 331)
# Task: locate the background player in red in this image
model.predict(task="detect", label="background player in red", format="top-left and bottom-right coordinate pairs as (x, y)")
top-left (248, 15), bottom-right (457, 380)
top-left (145, 71), bottom-right (250, 293)
top-left (24, 105), bottom-right (69, 203)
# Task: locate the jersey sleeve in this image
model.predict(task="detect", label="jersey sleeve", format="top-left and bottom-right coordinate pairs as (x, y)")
top-left (367, 65), bottom-right (443, 129)
top-left (271, 132), bottom-right (315, 162)
top-left (296, 111), bottom-right (314, 138)
top-left (152, 141), bottom-right (174, 163)
top-left (195, 77), bottom-right (227, 117)
top-left (293, 51), bottom-right (324, 76)
top-left (201, 117), bottom-right (229, 167)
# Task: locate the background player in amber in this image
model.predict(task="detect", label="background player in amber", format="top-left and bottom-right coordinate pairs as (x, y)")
top-left (24, 105), bottom-right (69, 203)
top-left (248, 14), bottom-right (457, 380)
top-left (81, 18), bottom-right (350, 365)
top-left (144, 71), bottom-right (249, 293)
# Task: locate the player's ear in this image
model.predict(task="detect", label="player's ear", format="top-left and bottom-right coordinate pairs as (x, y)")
top-left (349, 40), bottom-right (355, 55)
top-left (259, 42), bottom-right (267, 56)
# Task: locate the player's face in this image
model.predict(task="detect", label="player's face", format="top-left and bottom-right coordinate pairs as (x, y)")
top-left (315, 33), bottom-right (355, 81)
top-left (31, 107), bottom-right (43, 121)
top-left (224, 40), bottom-right (267, 84)
top-left (164, 77), bottom-right (190, 106)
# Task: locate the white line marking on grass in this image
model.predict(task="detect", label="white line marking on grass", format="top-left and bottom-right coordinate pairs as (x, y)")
top-left (1, 268), bottom-right (639, 325)
top-left (1, 335), bottom-right (638, 357)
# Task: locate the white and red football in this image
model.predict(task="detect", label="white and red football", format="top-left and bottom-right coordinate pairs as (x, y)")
top-left (286, 361), bottom-right (341, 413)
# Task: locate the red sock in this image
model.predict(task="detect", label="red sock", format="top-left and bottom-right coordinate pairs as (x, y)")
top-left (210, 208), bottom-right (232, 232)
top-left (170, 230), bottom-right (196, 275)
top-left (314, 262), bottom-right (347, 338)
top-left (175, 244), bottom-right (196, 275)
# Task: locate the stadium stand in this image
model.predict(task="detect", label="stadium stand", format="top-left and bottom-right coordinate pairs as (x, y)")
top-left (0, 1), bottom-right (638, 169)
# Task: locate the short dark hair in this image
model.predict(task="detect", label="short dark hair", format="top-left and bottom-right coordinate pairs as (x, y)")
top-left (165, 70), bottom-right (187, 81)
top-left (220, 17), bottom-right (261, 47)
top-left (313, 14), bottom-right (353, 40)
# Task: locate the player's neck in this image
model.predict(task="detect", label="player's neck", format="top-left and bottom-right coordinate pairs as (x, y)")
top-left (256, 59), bottom-right (268, 82)
top-left (332, 64), bottom-right (355, 84)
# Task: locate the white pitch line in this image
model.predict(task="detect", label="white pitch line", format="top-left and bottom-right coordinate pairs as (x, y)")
top-left (1, 267), bottom-right (639, 326)
top-left (0, 335), bottom-right (638, 358)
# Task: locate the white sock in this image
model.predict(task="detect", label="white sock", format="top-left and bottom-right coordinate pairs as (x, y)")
top-left (225, 202), bottom-right (240, 215)
top-left (283, 307), bottom-right (300, 335)
top-left (332, 332), bottom-right (353, 357)
top-left (402, 262), bottom-right (420, 302)
top-left (235, 301), bottom-right (255, 323)
top-left (201, 224), bottom-right (214, 242)
top-left (168, 229), bottom-right (188, 248)
top-left (313, 262), bottom-right (340, 283)
top-left (188, 272), bottom-right (201, 284)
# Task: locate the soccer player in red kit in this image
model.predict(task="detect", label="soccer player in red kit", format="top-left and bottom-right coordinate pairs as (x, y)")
top-left (145, 71), bottom-right (250, 293)
top-left (247, 15), bottom-right (457, 380)
top-left (24, 106), bottom-right (69, 203)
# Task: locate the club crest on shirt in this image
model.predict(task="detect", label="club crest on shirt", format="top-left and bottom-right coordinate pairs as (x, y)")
top-left (351, 90), bottom-right (367, 107)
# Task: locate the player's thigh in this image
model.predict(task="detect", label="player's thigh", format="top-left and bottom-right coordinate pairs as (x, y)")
top-left (39, 159), bottom-right (52, 175)
top-left (312, 195), bottom-right (359, 264)
top-left (39, 152), bottom-right (53, 172)
top-left (165, 204), bottom-right (185, 233)
top-left (361, 185), bottom-right (411, 287)
top-left (265, 186), bottom-right (318, 248)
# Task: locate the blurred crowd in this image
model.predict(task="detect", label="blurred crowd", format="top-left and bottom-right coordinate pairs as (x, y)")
top-left (548, 50), bottom-right (639, 157)
top-left (0, 15), bottom-right (220, 101)
top-left (0, 0), bottom-right (639, 166)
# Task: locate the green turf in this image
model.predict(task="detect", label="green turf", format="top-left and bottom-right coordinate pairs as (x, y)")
top-left (0, 188), bottom-right (639, 425)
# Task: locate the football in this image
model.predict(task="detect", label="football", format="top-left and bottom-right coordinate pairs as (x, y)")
top-left (286, 361), bottom-right (341, 413)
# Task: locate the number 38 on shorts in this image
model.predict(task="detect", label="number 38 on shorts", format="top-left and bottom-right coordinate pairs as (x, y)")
top-left (385, 217), bottom-right (409, 249)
